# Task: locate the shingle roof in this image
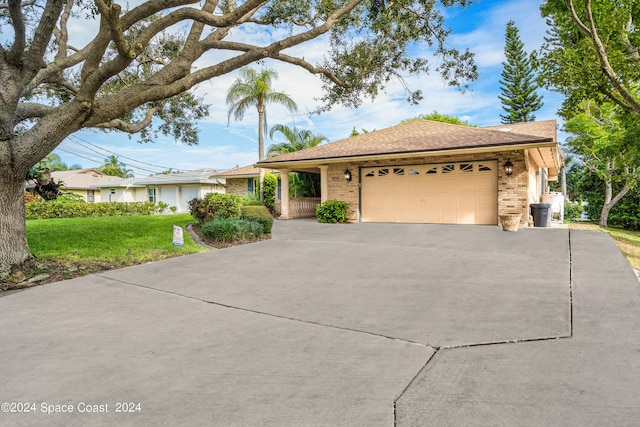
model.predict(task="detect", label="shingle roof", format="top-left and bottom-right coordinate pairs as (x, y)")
top-left (212, 164), bottom-right (278, 178)
top-left (91, 168), bottom-right (224, 188)
top-left (48, 169), bottom-right (122, 189)
top-left (257, 119), bottom-right (556, 165)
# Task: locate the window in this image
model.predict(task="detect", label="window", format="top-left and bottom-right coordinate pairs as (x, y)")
top-left (479, 164), bottom-right (492, 172)
top-left (378, 168), bottom-right (389, 176)
top-left (393, 168), bottom-right (405, 176)
top-left (148, 187), bottom-right (157, 203)
top-left (442, 164), bottom-right (455, 174)
top-left (426, 167), bottom-right (438, 174)
top-left (365, 171), bottom-right (375, 177)
top-left (87, 190), bottom-right (95, 203)
top-left (408, 168), bottom-right (419, 175)
top-left (460, 163), bottom-right (473, 173)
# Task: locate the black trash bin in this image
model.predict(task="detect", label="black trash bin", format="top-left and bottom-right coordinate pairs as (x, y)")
top-left (530, 203), bottom-right (551, 227)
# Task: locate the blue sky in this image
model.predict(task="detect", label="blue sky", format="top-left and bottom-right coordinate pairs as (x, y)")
top-left (54, 0), bottom-right (564, 176)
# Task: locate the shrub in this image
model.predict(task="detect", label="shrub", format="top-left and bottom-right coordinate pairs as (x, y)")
top-left (56, 193), bottom-right (86, 203)
top-left (203, 193), bottom-right (242, 219)
top-left (201, 218), bottom-right (263, 242)
top-left (316, 200), bottom-right (349, 223)
top-left (245, 200), bottom-right (265, 206)
top-left (263, 173), bottom-right (277, 211)
top-left (24, 192), bottom-right (38, 204)
top-left (564, 201), bottom-right (583, 222)
top-left (188, 197), bottom-right (212, 223)
top-left (241, 205), bottom-right (274, 234)
top-left (189, 193), bottom-right (243, 223)
top-left (26, 201), bottom-right (158, 220)
top-left (241, 194), bottom-right (262, 205)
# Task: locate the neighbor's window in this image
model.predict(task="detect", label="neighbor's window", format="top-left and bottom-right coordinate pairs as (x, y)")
top-left (148, 187), bottom-right (157, 203)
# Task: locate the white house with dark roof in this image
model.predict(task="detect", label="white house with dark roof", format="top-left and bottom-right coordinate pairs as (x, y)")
top-left (92, 168), bottom-right (225, 212)
top-left (26, 168), bottom-right (123, 202)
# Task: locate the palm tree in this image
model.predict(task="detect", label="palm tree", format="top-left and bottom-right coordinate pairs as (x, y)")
top-left (99, 155), bottom-right (134, 178)
top-left (267, 124), bottom-right (328, 157)
top-left (226, 67), bottom-right (298, 199)
top-left (268, 124), bottom-right (328, 197)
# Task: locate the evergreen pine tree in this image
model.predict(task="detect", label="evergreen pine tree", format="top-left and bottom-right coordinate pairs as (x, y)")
top-left (498, 20), bottom-right (544, 123)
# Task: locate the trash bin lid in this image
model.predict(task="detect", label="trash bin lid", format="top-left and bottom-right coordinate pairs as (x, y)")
top-left (530, 203), bottom-right (551, 208)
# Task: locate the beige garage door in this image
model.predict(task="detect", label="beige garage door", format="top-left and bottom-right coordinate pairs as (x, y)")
top-left (361, 161), bottom-right (498, 224)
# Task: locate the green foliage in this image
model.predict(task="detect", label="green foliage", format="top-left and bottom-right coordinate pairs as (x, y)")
top-left (201, 218), bottom-right (264, 243)
top-left (204, 193), bottom-right (243, 219)
top-left (263, 173), bottom-right (278, 210)
top-left (499, 20), bottom-right (543, 123)
top-left (157, 201), bottom-right (169, 213)
top-left (400, 111), bottom-right (476, 126)
top-left (267, 124), bottom-right (328, 157)
top-left (290, 172), bottom-right (321, 197)
top-left (316, 200), bottom-right (350, 223)
top-left (564, 201), bottom-right (583, 222)
top-left (241, 205), bottom-right (274, 234)
top-left (56, 193), bottom-right (86, 203)
top-left (26, 201), bottom-right (158, 220)
top-left (537, 0), bottom-right (640, 118)
top-left (99, 155), bottom-right (133, 178)
top-left (189, 193), bottom-right (243, 223)
top-left (577, 171), bottom-right (640, 230)
top-left (241, 193), bottom-right (262, 205)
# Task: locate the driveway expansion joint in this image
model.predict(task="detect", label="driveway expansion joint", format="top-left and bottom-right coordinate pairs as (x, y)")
top-left (96, 273), bottom-right (433, 349)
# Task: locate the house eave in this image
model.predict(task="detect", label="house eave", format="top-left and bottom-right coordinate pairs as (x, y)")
top-left (257, 140), bottom-right (557, 170)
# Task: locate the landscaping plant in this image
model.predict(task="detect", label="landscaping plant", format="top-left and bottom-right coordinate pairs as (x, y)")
top-left (316, 200), bottom-right (350, 224)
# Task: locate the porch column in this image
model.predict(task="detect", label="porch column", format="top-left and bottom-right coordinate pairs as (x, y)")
top-left (319, 165), bottom-right (329, 203)
top-left (280, 169), bottom-right (290, 219)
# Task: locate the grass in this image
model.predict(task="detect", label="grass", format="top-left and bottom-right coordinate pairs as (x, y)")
top-left (1, 214), bottom-right (210, 288)
top-left (569, 222), bottom-right (640, 272)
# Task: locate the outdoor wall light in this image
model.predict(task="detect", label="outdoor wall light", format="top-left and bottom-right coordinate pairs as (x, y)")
top-left (503, 159), bottom-right (514, 177)
top-left (344, 169), bottom-right (352, 182)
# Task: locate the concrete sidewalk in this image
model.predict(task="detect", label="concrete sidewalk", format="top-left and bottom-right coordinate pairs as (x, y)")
top-left (0, 222), bottom-right (638, 426)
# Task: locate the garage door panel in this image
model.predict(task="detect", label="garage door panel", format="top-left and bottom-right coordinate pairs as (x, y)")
top-left (361, 160), bottom-right (497, 224)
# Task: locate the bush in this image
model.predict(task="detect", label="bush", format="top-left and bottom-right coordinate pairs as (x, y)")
top-left (245, 200), bottom-right (265, 206)
top-left (241, 205), bottom-right (274, 234)
top-left (200, 218), bottom-right (264, 243)
top-left (564, 201), bottom-right (583, 222)
top-left (189, 193), bottom-right (243, 223)
top-left (263, 173), bottom-right (277, 211)
top-left (26, 201), bottom-right (158, 220)
top-left (316, 200), bottom-right (349, 223)
top-left (203, 193), bottom-right (242, 219)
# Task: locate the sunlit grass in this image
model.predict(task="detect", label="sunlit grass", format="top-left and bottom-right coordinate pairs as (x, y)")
top-left (26, 214), bottom-right (208, 268)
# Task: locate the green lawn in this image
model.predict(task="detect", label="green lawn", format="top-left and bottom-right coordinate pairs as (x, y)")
top-left (27, 213), bottom-right (208, 268)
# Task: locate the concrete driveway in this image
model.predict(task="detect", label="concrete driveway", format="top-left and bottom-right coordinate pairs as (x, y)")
top-left (1, 220), bottom-right (639, 426)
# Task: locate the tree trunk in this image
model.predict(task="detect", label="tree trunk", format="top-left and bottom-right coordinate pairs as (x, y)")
top-left (599, 180), bottom-right (631, 228)
top-left (258, 107), bottom-right (265, 202)
top-left (0, 172), bottom-right (33, 266)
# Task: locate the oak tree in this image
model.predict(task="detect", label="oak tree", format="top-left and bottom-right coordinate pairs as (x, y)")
top-left (0, 0), bottom-right (477, 266)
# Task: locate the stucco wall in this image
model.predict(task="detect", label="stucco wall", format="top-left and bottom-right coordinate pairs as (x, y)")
top-left (325, 150), bottom-right (530, 223)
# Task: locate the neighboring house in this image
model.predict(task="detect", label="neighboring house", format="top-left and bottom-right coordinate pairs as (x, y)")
top-left (26, 168), bottom-right (122, 202)
top-left (92, 168), bottom-right (225, 212)
top-left (256, 119), bottom-right (562, 225)
top-left (212, 165), bottom-right (280, 198)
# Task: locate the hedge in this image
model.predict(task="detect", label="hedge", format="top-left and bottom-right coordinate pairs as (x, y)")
top-left (241, 205), bottom-right (273, 234)
top-left (316, 200), bottom-right (349, 223)
top-left (26, 201), bottom-right (159, 220)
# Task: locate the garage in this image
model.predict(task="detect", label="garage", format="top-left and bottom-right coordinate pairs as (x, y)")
top-left (360, 160), bottom-right (498, 224)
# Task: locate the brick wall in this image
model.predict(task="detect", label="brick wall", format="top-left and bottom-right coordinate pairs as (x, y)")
top-left (226, 178), bottom-right (248, 196)
top-left (326, 150), bottom-right (529, 223)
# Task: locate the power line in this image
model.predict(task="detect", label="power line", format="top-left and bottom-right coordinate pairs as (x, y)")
top-left (67, 135), bottom-right (193, 172)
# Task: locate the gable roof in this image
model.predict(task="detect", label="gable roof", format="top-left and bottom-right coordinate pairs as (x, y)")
top-left (257, 119), bottom-right (557, 166)
top-left (41, 169), bottom-right (123, 189)
top-left (212, 164), bottom-right (278, 178)
top-left (92, 168), bottom-right (225, 188)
